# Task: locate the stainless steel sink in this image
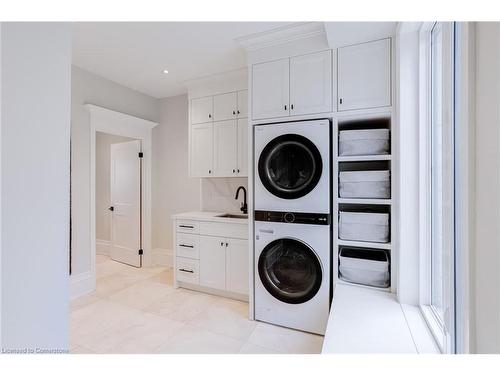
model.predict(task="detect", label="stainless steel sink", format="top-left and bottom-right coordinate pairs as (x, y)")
top-left (216, 213), bottom-right (248, 219)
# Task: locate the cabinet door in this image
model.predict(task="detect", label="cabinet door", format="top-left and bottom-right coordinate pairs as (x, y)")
top-left (213, 92), bottom-right (237, 121)
top-left (237, 90), bottom-right (248, 118)
top-left (226, 238), bottom-right (249, 295)
top-left (237, 118), bottom-right (248, 176)
top-left (252, 58), bottom-right (289, 120)
top-left (289, 50), bottom-right (333, 116)
top-left (213, 120), bottom-right (238, 177)
top-left (190, 123), bottom-right (213, 177)
top-left (191, 96), bottom-right (213, 124)
top-left (199, 236), bottom-right (226, 290)
top-left (338, 38), bottom-right (391, 111)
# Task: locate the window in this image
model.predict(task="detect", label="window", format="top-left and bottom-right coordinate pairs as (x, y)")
top-left (420, 22), bottom-right (456, 354)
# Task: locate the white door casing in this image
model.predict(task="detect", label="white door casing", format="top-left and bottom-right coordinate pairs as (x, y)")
top-left (110, 140), bottom-right (142, 267)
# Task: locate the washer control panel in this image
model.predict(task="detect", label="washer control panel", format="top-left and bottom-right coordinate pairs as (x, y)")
top-left (254, 210), bottom-right (330, 225)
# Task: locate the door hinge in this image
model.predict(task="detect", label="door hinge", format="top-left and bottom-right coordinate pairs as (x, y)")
top-left (138, 152), bottom-right (144, 158)
top-left (138, 249), bottom-right (143, 255)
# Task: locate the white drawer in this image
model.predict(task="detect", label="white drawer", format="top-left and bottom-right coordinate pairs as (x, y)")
top-left (176, 257), bottom-right (199, 284)
top-left (176, 233), bottom-right (200, 259)
top-left (199, 222), bottom-right (248, 239)
top-left (176, 220), bottom-right (199, 234)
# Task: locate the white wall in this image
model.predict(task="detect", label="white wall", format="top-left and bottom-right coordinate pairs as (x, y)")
top-left (152, 95), bottom-right (200, 252)
top-left (472, 22), bottom-right (500, 353)
top-left (96, 132), bottom-right (135, 242)
top-left (71, 66), bottom-right (159, 276)
top-left (1, 23), bottom-right (71, 351)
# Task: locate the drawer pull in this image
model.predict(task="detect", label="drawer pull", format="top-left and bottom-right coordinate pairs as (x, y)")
top-left (179, 225), bottom-right (194, 229)
top-left (179, 244), bottom-right (194, 248)
top-left (179, 268), bottom-right (194, 273)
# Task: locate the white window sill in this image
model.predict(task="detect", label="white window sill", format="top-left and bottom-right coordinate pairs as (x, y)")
top-left (321, 284), bottom-right (440, 354)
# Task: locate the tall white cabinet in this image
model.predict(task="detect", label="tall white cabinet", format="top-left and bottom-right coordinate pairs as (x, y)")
top-left (189, 89), bottom-right (248, 177)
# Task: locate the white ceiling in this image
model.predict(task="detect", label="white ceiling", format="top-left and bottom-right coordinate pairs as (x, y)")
top-left (72, 22), bottom-right (291, 98)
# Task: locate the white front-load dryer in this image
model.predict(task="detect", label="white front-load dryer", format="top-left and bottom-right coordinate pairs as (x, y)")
top-left (254, 212), bottom-right (331, 335)
top-left (254, 119), bottom-right (330, 213)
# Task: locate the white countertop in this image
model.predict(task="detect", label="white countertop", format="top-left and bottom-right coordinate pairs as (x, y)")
top-left (322, 283), bottom-right (439, 354)
top-left (172, 211), bottom-right (248, 224)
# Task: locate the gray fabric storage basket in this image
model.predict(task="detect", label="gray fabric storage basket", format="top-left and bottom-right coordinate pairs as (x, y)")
top-left (339, 170), bottom-right (390, 199)
top-left (339, 211), bottom-right (389, 243)
top-left (339, 248), bottom-right (390, 288)
top-left (339, 129), bottom-right (390, 156)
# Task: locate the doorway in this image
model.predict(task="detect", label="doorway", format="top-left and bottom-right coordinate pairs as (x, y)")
top-left (96, 132), bottom-right (142, 268)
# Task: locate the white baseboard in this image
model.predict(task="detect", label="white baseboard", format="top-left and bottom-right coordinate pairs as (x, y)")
top-left (151, 248), bottom-right (173, 267)
top-left (96, 239), bottom-right (111, 256)
top-left (70, 271), bottom-right (95, 300)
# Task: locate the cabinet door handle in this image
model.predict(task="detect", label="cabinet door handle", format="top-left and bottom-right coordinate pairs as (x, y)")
top-left (179, 244), bottom-right (194, 248)
top-left (179, 268), bottom-right (194, 273)
top-left (179, 225), bottom-right (194, 229)
top-left (237, 169), bottom-right (240, 173)
top-left (208, 113), bottom-right (212, 118)
top-left (233, 110), bottom-right (236, 115)
top-left (220, 242), bottom-right (224, 246)
top-left (225, 242), bottom-right (228, 247)
top-left (339, 98), bottom-right (343, 104)
top-left (291, 104), bottom-right (294, 110)
top-left (237, 110), bottom-right (240, 114)
top-left (232, 169), bottom-right (236, 173)
top-left (208, 169), bottom-right (212, 174)
top-left (284, 104), bottom-right (287, 111)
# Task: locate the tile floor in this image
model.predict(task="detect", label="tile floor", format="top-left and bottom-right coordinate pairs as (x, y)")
top-left (70, 255), bottom-right (324, 354)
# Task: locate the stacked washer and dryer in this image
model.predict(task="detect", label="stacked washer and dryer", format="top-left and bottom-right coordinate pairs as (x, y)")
top-left (253, 119), bottom-right (331, 335)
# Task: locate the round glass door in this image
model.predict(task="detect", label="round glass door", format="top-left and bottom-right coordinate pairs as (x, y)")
top-left (258, 238), bottom-right (322, 304)
top-left (258, 134), bottom-right (323, 199)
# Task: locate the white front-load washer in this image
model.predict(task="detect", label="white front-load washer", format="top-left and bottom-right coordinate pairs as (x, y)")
top-left (254, 119), bottom-right (330, 213)
top-left (254, 212), bottom-right (331, 335)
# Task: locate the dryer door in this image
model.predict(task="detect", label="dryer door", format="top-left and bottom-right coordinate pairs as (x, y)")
top-left (258, 238), bottom-right (322, 304)
top-left (258, 134), bottom-right (323, 199)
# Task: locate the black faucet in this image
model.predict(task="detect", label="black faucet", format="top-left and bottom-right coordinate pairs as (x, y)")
top-left (235, 186), bottom-right (248, 214)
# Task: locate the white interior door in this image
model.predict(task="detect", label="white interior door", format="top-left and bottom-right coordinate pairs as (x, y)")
top-left (110, 140), bottom-right (142, 267)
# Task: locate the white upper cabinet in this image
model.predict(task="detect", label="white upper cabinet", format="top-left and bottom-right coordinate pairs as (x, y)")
top-left (237, 90), bottom-right (248, 118)
top-left (289, 50), bottom-right (333, 116)
top-left (213, 92), bottom-right (238, 121)
top-left (252, 58), bottom-right (290, 120)
top-left (237, 118), bottom-right (248, 176)
top-left (190, 123), bottom-right (213, 177)
top-left (191, 96), bottom-right (213, 124)
top-left (337, 38), bottom-right (391, 111)
top-left (213, 120), bottom-right (238, 176)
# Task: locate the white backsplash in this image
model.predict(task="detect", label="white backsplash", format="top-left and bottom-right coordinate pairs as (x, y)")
top-left (201, 177), bottom-right (248, 214)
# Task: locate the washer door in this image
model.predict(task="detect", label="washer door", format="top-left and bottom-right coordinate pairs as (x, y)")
top-left (258, 134), bottom-right (323, 199)
top-left (258, 238), bottom-right (323, 304)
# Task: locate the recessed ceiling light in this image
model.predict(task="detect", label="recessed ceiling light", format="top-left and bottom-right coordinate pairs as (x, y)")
top-left (163, 69), bottom-right (169, 74)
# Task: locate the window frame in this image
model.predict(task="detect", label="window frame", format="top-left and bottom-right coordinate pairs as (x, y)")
top-left (418, 21), bottom-right (456, 354)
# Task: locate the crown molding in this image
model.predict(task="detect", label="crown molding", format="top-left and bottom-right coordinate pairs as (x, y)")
top-left (235, 22), bottom-right (326, 51)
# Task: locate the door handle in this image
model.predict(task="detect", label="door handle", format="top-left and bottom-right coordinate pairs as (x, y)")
top-left (108, 206), bottom-right (114, 212)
